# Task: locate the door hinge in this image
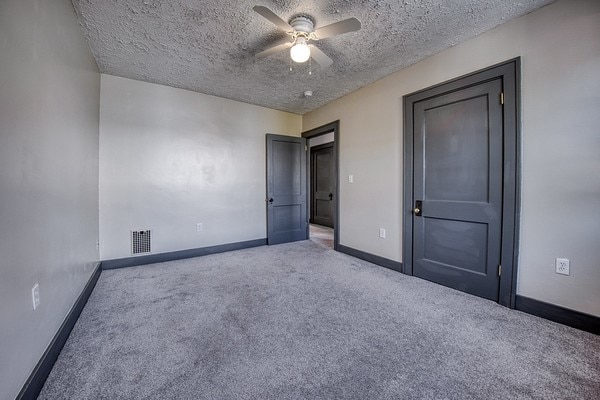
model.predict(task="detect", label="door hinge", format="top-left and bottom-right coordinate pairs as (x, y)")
top-left (305, 145), bottom-right (308, 151)
top-left (500, 92), bottom-right (504, 105)
top-left (498, 264), bottom-right (502, 276)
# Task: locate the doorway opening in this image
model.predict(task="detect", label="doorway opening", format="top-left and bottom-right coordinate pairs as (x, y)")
top-left (302, 121), bottom-right (339, 250)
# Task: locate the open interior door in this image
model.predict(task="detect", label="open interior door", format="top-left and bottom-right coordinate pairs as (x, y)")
top-left (266, 134), bottom-right (308, 245)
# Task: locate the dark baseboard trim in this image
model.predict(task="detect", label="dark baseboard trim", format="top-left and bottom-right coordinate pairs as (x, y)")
top-left (515, 295), bottom-right (599, 335)
top-left (102, 238), bottom-right (268, 270)
top-left (337, 244), bottom-right (403, 273)
top-left (16, 262), bottom-right (102, 400)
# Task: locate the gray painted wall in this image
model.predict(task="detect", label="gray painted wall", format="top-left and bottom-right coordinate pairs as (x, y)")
top-left (99, 75), bottom-right (302, 260)
top-left (0, 0), bottom-right (100, 398)
top-left (303, 0), bottom-right (600, 316)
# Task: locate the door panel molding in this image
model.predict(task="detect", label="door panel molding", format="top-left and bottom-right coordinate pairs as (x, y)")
top-left (302, 121), bottom-right (340, 250)
top-left (403, 58), bottom-right (520, 308)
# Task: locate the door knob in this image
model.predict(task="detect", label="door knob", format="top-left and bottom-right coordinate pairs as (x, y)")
top-left (414, 200), bottom-right (422, 216)
top-left (329, 193), bottom-right (333, 200)
top-left (268, 198), bottom-right (274, 203)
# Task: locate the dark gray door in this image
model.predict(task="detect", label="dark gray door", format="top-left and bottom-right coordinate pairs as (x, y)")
top-left (412, 79), bottom-right (503, 301)
top-left (266, 134), bottom-right (308, 245)
top-left (311, 143), bottom-right (334, 228)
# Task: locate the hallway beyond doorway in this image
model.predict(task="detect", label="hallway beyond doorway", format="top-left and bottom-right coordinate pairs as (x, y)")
top-left (310, 223), bottom-right (334, 249)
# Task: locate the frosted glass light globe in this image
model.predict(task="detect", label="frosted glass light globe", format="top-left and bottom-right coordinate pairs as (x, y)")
top-left (290, 37), bottom-right (310, 63)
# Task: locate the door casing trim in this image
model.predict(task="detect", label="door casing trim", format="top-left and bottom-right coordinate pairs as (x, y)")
top-left (402, 58), bottom-right (521, 308)
top-left (302, 121), bottom-right (340, 251)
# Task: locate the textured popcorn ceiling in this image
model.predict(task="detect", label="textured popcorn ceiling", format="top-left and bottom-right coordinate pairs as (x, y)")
top-left (72, 0), bottom-right (555, 114)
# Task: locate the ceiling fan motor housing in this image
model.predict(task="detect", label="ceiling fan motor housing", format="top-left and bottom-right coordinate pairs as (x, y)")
top-left (290, 16), bottom-right (314, 34)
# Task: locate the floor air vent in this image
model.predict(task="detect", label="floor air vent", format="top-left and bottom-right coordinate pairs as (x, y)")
top-left (131, 230), bottom-right (151, 255)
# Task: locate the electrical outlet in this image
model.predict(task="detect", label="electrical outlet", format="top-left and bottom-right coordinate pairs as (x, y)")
top-left (556, 258), bottom-right (570, 275)
top-left (32, 284), bottom-right (40, 310)
top-left (196, 223), bottom-right (203, 232)
top-left (379, 228), bottom-right (386, 239)
top-left (348, 174), bottom-right (354, 183)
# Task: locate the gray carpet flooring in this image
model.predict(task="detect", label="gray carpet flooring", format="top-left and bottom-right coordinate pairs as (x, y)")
top-left (39, 241), bottom-right (600, 399)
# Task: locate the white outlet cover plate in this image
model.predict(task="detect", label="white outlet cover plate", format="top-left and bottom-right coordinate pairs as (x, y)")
top-left (555, 258), bottom-right (570, 275)
top-left (379, 228), bottom-right (386, 238)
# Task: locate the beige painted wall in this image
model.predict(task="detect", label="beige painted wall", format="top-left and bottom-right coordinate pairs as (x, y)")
top-left (303, 0), bottom-right (600, 316)
top-left (0, 0), bottom-right (100, 398)
top-left (99, 75), bottom-right (302, 260)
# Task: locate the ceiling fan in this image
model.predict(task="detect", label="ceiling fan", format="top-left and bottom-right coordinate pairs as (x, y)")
top-left (253, 5), bottom-right (361, 68)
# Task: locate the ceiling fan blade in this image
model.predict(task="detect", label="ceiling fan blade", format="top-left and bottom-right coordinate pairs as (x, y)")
top-left (313, 17), bottom-right (361, 40)
top-left (256, 41), bottom-right (293, 59)
top-left (310, 46), bottom-right (333, 68)
top-left (253, 6), bottom-right (293, 32)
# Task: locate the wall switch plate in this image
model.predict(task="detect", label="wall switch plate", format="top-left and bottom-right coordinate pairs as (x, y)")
top-left (348, 174), bottom-right (354, 183)
top-left (379, 228), bottom-right (386, 239)
top-left (32, 283), bottom-right (40, 310)
top-left (556, 258), bottom-right (570, 275)
top-left (196, 223), bottom-right (203, 232)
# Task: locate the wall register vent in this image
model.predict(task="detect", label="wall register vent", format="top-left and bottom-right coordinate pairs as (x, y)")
top-left (131, 230), bottom-right (151, 255)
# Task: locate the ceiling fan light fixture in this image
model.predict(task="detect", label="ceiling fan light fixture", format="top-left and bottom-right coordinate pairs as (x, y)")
top-left (253, 6), bottom-right (360, 68)
top-left (290, 37), bottom-right (310, 63)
